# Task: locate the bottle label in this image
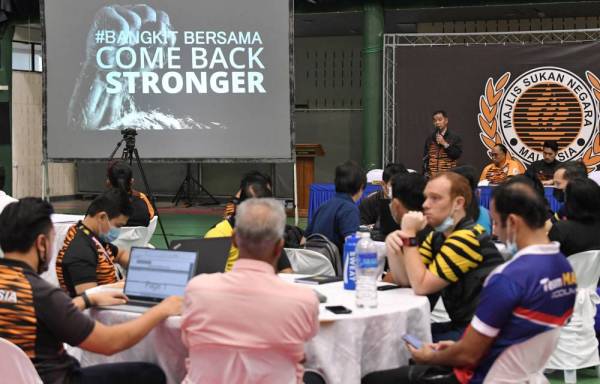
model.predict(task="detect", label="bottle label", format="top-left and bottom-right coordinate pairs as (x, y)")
top-left (358, 252), bottom-right (378, 269)
top-left (344, 251), bottom-right (357, 290)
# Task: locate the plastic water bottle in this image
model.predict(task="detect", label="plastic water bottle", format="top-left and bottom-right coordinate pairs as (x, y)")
top-left (343, 233), bottom-right (359, 290)
top-left (356, 229), bottom-right (378, 308)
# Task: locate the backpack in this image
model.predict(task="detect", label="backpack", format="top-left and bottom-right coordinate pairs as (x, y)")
top-left (303, 233), bottom-right (343, 276)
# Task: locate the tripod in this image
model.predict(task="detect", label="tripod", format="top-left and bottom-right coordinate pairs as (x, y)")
top-left (172, 163), bottom-right (219, 206)
top-left (109, 129), bottom-right (169, 247)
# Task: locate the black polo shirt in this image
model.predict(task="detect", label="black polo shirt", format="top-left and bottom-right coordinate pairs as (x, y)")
top-left (549, 219), bottom-right (600, 256)
top-left (56, 222), bottom-right (120, 297)
top-left (0, 258), bottom-right (95, 384)
top-left (127, 192), bottom-right (153, 227)
top-left (358, 190), bottom-right (399, 241)
top-left (525, 159), bottom-right (561, 183)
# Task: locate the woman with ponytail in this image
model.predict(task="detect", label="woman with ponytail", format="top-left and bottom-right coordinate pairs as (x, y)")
top-left (106, 160), bottom-right (155, 226)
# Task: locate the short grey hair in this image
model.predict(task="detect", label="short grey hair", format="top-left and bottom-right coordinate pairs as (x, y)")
top-left (234, 198), bottom-right (286, 253)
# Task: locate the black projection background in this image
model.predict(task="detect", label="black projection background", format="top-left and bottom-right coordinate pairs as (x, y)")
top-left (42, 0), bottom-right (293, 160)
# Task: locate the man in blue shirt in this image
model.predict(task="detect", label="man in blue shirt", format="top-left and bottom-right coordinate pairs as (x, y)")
top-left (306, 161), bottom-right (366, 251)
top-left (363, 180), bottom-right (576, 384)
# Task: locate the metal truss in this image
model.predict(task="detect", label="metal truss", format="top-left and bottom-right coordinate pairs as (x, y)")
top-left (382, 29), bottom-right (600, 165)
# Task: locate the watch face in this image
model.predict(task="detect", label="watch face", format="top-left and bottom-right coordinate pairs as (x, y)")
top-left (402, 237), bottom-right (418, 246)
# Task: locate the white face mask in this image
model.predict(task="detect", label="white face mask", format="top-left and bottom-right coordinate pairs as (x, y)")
top-left (434, 205), bottom-right (456, 232)
top-left (434, 215), bottom-right (454, 232)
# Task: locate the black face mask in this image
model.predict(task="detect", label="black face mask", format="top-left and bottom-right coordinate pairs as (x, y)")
top-left (36, 247), bottom-right (49, 274)
top-left (553, 188), bottom-right (565, 203)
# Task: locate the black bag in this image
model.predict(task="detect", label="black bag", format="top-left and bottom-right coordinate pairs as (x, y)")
top-left (303, 233), bottom-right (342, 276)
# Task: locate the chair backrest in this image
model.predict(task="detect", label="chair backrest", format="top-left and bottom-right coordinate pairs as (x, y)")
top-left (284, 248), bottom-right (335, 276)
top-left (544, 249), bottom-right (600, 371)
top-left (0, 338), bottom-right (43, 384)
top-left (183, 347), bottom-right (296, 384)
top-left (366, 169), bottom-right (383, 183)
top-left (588, 171), bottom-right (600, 186)
top-left (483, 328), bottom-right (560, 384)
top-left (111, 216), bottom-right (158, 252)
top-left (304, 233), bottom-right (342, 276)
top-left (567, 249), bottom-right (600, 288)
top-left (42, 215), bottom-right (84, 286)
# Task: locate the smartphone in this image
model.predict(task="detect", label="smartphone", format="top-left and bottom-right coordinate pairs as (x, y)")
top-left (377, 284), bottom-right (401, 291)
top-left (402, 334), bottom-right (423, 349)
top-left (325, 305), bottom-right (352, 314)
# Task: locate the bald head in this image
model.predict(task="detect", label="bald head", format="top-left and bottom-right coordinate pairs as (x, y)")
top-left (234, 198), bottom-right (286, 262)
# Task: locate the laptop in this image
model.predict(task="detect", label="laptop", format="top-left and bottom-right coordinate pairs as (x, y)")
top-left (169, 237), bottom-right (232, 275)
top-left (100, 247), bottom-right (199, 313)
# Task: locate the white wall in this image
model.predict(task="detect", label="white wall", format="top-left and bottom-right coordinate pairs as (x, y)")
top-left (12, 71), bottom-right (76, 198)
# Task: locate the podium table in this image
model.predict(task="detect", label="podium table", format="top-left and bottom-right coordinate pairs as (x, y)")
top-left (295, 144), bottom-right (324, 216)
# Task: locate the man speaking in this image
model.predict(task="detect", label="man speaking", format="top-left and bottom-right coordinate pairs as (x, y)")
top-left (423, 110), bottom-right (462, 178)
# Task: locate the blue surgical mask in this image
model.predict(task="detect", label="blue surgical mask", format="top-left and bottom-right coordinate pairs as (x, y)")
top-left (100, 224), bottom-right (121, 243)
top-left (434, 214), bottom-right (454, 232)
top-left (503, 223), bottom-right (518, 260)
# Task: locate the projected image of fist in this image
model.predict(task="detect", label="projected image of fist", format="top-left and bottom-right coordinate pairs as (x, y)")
top-left (68, 4), bottom-right (176, 131)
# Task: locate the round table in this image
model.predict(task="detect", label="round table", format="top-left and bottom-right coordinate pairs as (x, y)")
top-left (69, 276), bottom-right (431, 384)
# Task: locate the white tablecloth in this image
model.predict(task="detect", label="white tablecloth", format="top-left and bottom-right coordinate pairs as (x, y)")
top-left (69, 276), bottom-right (431, 384)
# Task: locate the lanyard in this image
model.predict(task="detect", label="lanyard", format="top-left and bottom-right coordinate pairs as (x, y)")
top-left (90, 236), bottom-right (123, 281)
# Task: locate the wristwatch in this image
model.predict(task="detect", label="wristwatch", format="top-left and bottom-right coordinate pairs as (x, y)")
top-left (400, 236), bottom-right (419, 247)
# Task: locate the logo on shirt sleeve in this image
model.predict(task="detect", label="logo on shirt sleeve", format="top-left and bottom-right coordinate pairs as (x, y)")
top-left (540, 272), bottom-right (577, 299)
top-left (0, 289), bottom-right (17, 303)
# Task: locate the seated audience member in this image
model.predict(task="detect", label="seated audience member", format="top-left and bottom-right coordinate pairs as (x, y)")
top-left (364, 182), bottom-right (576, 384)
top-left (504, 175), bottom-right (555, 232)
top-left (106, 160), bottom-right (155, 227)
top-left (385, 172), bottom-right (503, 342)
top-left (525, 140), bottom-right (562, 185)
top-left (182, 198), bottom-right (319, 384)
top-left (551, 161), bottom-right (588, 220)
top-left (0, 198), bottom-right (181, 384)
top-left (306, 161), bottom-right (366, 251)
top-left (56, 189), bottom-right (132, 297)
top-left (479, 143), bottom-right (522, 184)
top-left (205, 178), bottom-right (293, 273)
top-left (359, 163), bottom-right (408, 240)
top-left (0, 165), bottom-right (17, 213)
top-left (549, 178), bottom-right (600, 256)
top-left (451, 165), bottom-right (491, 234)
top-left (222, 170), bottom-right (272, 219)
top-left (385, 173), bottom-right (429, 284)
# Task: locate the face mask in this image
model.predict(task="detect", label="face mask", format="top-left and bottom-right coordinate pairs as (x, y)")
top-left (553, 188), bottom-right (565, 203)
top-left (502, 223), bottom-right (518, 260)
top-left (99, 220), bottom-right (121, 243)
top-left (434, 215), bottom-right (454, 232)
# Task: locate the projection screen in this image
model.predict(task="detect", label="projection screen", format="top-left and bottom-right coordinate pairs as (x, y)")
top-left (43, 0), bottom-right (293, 160)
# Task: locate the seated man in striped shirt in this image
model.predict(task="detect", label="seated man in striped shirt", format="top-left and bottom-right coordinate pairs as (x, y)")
top-left (386, 172), bottom-right (503, 342)
top-left (479, 144), bottom-right (522, 184)
top-left (56, 189), bottom-right (132, 297)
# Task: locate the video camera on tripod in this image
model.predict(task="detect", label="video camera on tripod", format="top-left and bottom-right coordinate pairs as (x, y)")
top-left (121, 128), bottom-right (138, 154)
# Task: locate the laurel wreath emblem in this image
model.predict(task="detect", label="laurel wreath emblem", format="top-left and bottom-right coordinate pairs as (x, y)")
top-left (478, 72), bottom-right (526, 172)
top-left (583, 71), bottom-right (600, 171)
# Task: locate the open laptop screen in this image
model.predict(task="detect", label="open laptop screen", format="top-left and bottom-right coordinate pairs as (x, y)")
top-left (124, 247), bottom-right (198, 302)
